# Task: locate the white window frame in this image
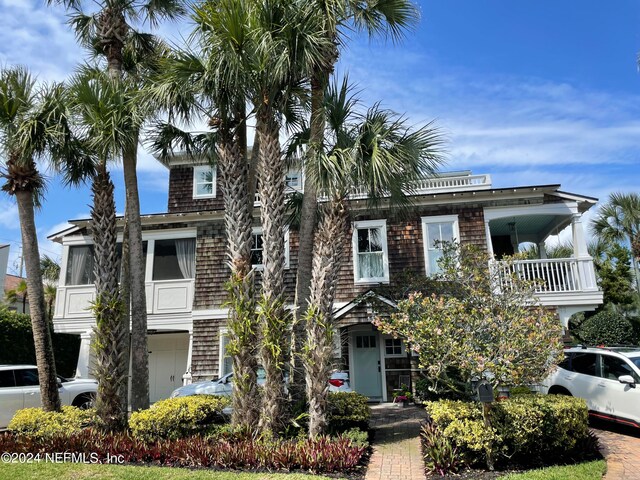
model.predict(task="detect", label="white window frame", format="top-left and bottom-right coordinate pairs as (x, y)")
top-left (251, 226), bottom-right (290, 271)
top-left (352, 219), bottom-right (390, 284)
top-left (383, 335), bottom-right (405, 358)
top-left (421, 215), bottom-right (460, 276)
top-left (218, 328), bottom-right (232, 378)
top-left (192, 165), bottom-right (216, 199)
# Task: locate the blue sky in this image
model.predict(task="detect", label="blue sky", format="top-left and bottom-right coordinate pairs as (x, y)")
top-left (1, 0), bottom-right (639, 275)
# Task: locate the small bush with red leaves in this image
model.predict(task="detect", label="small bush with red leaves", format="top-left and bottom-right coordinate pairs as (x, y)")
top-left (0, 429), bottom-right (367, 474)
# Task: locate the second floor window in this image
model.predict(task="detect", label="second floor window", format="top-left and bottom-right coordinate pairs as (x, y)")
top-left (152, 238), bottom-right (196, 280)
top-left (422, 215), bottom-right (459, 276)
top-left (193, 165), bottom-right (216, 199)
top-left (352, 220), bottom-right (389, 283)
top-left (251, 227), bottom-right (290, 270)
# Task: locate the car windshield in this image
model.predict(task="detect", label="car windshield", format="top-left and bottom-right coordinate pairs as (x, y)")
top-left (629, 356), bottom-right (640, 370)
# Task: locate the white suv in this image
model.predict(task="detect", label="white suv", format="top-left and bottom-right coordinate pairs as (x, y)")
top-left (0, 365), bottom-right (98, 428)
top-left (541, 347), bottom-right (640, 428)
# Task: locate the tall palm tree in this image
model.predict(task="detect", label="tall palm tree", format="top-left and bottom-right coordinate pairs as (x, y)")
top-left (48, 0), bottom-right (186, 411)
top-left (291, 0), bottom-right (420, 396)
top-left (65, 68), bottom-right (145, 430)
top-left (0, 66), bottom-right (63, 411)
top-left (299, 79), bottom-right (444, 436)
top-left (592, 192), bottom-right (640, 294)
top-left (146, 0), bottom-right (260, 429)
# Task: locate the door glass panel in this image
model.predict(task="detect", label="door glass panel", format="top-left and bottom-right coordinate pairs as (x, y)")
top-left (0, 370), bottom-right (15, 388)
top-left (601, 355), bottom-right (638, 381)
top-left (571, 353), bottom-right (597, 376)
top-left (15, 369), bottom-right (39, 386)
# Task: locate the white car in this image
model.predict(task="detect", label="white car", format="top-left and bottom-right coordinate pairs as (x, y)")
top-left (0, 365), bottom-right (98, 428)
top-left (171, 370), bottom-right (352, 398)
top-left (540, 347), bottom-right (640, 428)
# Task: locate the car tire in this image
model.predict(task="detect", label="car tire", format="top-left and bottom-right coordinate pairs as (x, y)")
top-left (548, 386), bottom-right (572, 396)
top-left (72, 393), bottom-right (95, 410)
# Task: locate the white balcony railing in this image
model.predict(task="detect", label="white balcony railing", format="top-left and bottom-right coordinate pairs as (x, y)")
top-left (494, 258), bottom-right (598, 294)
top-left (54, 279), bottom-right (194, 320)
top-left (254, 173), bottom-right (492, 205)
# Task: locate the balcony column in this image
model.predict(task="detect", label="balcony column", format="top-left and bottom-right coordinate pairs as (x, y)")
top-left (182, 329), bottom-right (194, 385)
top-left (75, 330), bottom-right (94, 379)
top-left (484, 220), bottom-right (494, 257)
top-left (538, 242), bottom-right (548, 259)
top-left (572, 213), bottom-right (597, 290)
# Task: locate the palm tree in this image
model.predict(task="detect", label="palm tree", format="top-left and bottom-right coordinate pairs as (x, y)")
top-left (0, 66), bottom-right (63, 412)
top-left (291, 0), bottom-right (420, 397)
top-left (5, 278), bottom-right (29, 314)
top-left (146, 1), bottom-right (260, 430)
top-left (65, 68), bottom-right (146, 430)
top-left (48, 0), bottom-right (186, 411)
top-left (592, 192), bottom-right (640, 295)
top-left (299, 79), bottom-right (444, 436)
top-left (41, 255), bottom-right (61, 322)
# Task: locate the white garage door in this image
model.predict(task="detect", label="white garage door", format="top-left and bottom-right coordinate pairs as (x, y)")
top-left (148, 333), bottom-right (189, 403)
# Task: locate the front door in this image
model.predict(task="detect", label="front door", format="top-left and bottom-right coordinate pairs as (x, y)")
top-left (351, 332), bottom-right (382, 400)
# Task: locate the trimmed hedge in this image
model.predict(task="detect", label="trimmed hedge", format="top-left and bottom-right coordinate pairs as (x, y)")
top-left (0, 308), bottom-right (80, 377)
top-left (129, 395), bottom-right (230, 441)
top-left (8, 406), bottom-right (95, 439)
top-left (425, 395), bottom-right (591, 468)
top-left (327, 392), bottom-right (371, 432)
top-left (576, 310), bottom-right (636, 346)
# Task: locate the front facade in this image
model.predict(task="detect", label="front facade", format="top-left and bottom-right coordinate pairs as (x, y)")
top-left (50, 160), bottom-right (603, 403)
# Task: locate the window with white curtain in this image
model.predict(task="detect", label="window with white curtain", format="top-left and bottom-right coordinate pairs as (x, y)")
top-left (65, 245), bottom-right (94, 285)
top-left (421, 215), bottom-right (459, 275)
top-left (352, 220), bottom-right (389, 283)
top-left (193, 165), bottom-right (216, 198)
top-left (152, 238), bottom-right (196, 280)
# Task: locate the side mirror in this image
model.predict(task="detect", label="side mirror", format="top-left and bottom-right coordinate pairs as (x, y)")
top-left (56, 379), bottom-right (63, 388)
top-left (618, 375), bottom-right (636, 385)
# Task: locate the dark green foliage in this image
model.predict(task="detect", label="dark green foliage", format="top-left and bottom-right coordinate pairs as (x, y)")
top-left (426, 395), bottom-right (596, 469)
top-left (327, 392), bottom-right (371, 433)
top-left (414, 370), bottom-right (474, 402)
top-left (337, 427), bottom-right (369, 447)
top-left (0, 429), bottom-right (367, 474)
top-left (594, 244), bottom-right (635, 308)
top-left (576, 310), bottom-right (636, 345)
top-left (0, 307), bottom-right (80, 377)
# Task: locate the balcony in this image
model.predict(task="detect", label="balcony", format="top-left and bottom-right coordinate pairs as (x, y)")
top-left (54, 279), bottom-right (195, 320)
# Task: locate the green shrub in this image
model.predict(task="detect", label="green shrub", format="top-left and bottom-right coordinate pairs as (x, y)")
top-left (509, 386), bottom-right (534, 396)
top-left (327, 392), bottom-right (370, 433)
top-left (425, 395), bottom-right (590, 468)
top-left (129, 395), bottom-right (230, 441)
top-left (337, 427), bottom-right (369, 447)
top-left (577, 310), bottom-right (636, 345)
top-left (8, 406), bottom-right (95, 439)
top-left (0, 308), bottom-right (80, 377)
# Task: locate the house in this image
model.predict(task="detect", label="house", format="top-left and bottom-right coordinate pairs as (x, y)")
top-left (4, 273), bottom-right (30, 314)
top-left (49, 159), bottom-right (603, 403)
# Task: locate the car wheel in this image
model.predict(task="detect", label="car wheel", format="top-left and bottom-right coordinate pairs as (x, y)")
top-left (73, 393), bottom-right (95, 410)
top-left (548, 386), bottom-right (572, 396)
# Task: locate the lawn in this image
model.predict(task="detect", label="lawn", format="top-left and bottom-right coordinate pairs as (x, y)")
top-left (501, 460), bottom-right (606, 480)
top-left (0, 462), bottom-right (332, 480)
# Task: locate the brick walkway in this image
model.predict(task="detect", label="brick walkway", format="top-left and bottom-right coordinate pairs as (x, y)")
top-left (365, 403), bottom-right (427, 480)
top-left (594, 424), bottom-right (640, 480)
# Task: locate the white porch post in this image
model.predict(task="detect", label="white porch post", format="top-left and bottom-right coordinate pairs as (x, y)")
top-left (538, 242), bottom-right (548, 259)
top-left (572, 213), bottom-right (597, 290)
top-left (484, 220), bottom-right (494, 257)
top-left (183, 329), bottom-right (194, 385)
top-left (75, 330), bottom-right (93, 379)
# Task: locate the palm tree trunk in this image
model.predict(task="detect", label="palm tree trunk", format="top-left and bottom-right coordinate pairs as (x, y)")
top-left (14, 186), bottom-right (61, 412)
top-left (304, 199), bottom-right (347, 438)
top-left (123, 136), bottom-right (148, 411)
top-left (91, 163), bottom-right (127, 431)
top-left (218, 133), bottom-right (260, 430)
top-left (256, 108), bottom-right (288, 435)
top-left (291, 68), bottom-right (328, 400)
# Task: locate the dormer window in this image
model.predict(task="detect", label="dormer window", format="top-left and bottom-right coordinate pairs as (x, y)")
top-left (193, 165), bottom-right (216, 199)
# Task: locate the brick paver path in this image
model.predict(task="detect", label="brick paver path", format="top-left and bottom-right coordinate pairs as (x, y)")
top-left (365, 403), bottom-right (427, 480)
top-left (594, 425), bottom-right (640, 480)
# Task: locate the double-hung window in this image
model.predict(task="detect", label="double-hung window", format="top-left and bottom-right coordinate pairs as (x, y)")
top-left (352, 220), bottom-right (389, 283)
top-left (422, 215), bottom-right (459, 275)
top-left (193, 165), bottom-right (216, 199)
top-left (251, 227), bottom-right (290, 270)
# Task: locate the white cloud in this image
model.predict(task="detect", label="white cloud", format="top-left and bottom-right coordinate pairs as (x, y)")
top-left (0, 199), bottom-right (18, 230)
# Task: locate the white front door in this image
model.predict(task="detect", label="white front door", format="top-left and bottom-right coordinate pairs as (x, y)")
top-left (148, 333), bottom-right (189, 403)
top-left (351, 332), bottom-right (382, 400)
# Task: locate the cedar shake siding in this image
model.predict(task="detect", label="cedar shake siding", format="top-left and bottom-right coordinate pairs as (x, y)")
top-left (168, 166), bottom-right (224, 213)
